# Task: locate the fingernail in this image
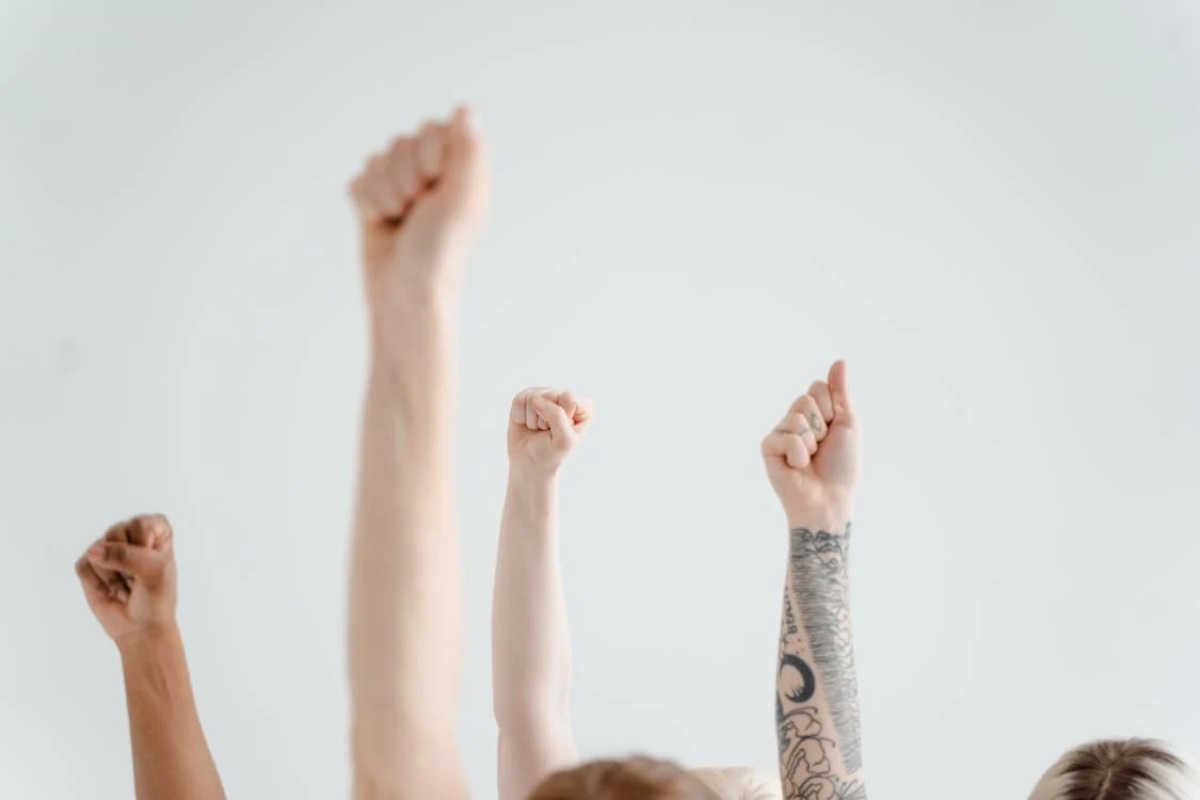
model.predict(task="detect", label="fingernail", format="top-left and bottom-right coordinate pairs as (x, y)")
top-left (87, 543), bottom-right (104, 560)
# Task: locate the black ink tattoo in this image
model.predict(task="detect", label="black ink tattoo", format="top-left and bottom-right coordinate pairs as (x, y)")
top-left (783, 592), bottom-right (799, 638)
top-left (808, 413), bottom-right (825, 436)
top-left (778, 706), bottom-right (868, 800)
top-left (776, 525), bottom-right (865, 799)
top-left (780, 653), bottom-right (816, 705)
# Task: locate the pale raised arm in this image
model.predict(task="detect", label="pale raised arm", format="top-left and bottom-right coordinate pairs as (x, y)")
top-left (493, 389), bottom-right (589, 799)
top-left (345, 106), bottom-right (488, 800)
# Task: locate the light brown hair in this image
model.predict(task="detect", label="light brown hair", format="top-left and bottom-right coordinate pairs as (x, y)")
top-left (1031, 739), bottom-right (1199, 800)
top-left (528, 756), bottom-right (721, 800)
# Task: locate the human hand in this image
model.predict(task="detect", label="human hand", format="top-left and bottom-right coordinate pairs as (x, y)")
top-left (74, 514), bottom-right (178, 648)
top-left (507, 388), bottom-right (593, 478)
top-left (348, 106), bottom-right (490, 343)
top-left (760, 360), bottom-right (859, 529)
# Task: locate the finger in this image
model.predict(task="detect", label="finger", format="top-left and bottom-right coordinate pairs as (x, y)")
top-left (440, 104), bottom-right (483, 200)
top-left (87, 542), bottom-right (167, 584)
top-left (777, 412), bottom-right (817, 454)
top-left (569, 396), bottom-right (594, 429)
top-left (75, 555), bottom-right (115, 603)
top-left (510, 394), bottom-right (527, 426)
top-left (128, 514), bottom-right (174, 555)
top-left (347, 174), bottom-right (382, 225)
top-left (365, 154), bottom-right (403, 221)
top-left (555, 390), bottom-right (592, 427)
top-left (784, 436), bottom-right (810, 468)
top-left (94, 523), bottom-right (132, 598)
top-left (828, 359), bottom-right (856, 426)
top-left (761, 430), bottom-right (811, 468)
top-left (788, 396), bottom-right (827, 445)
top-left (533, 396), bottom-right (577, 445)
top-left (524, 395), bottom-right (540, 431)
top-left (806, 381), bottom-right (835, 425)
top-left (388, 137), bottom-right (421, 206)
top-left (416, 121), bottom-right (445, 182)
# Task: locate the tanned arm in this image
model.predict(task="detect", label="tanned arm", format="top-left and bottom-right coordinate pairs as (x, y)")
top-left (75, 514), bottom-right (225, 800)
top-left (345, 106), bottom-right (489, 800)
top-left (761, 361), bottom-right (867, 800)
top-left (493, 389), bottom-right (592, 800)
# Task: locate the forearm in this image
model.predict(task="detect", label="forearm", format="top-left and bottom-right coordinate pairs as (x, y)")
top-left (776, 507), bottom-right (866, 799)
top-left (119, 627), bottom-right (225, 800)
top-left (347, 315), bottom-right (466, 793)
top-left (493, 470), bottom-right (577, 799)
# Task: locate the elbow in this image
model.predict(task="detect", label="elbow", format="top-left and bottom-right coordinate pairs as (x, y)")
top-left (494, 693), bottom-right (571, 742)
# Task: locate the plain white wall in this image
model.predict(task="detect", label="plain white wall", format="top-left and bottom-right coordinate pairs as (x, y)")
top-left (3, 1), bottom-right (1198, 797)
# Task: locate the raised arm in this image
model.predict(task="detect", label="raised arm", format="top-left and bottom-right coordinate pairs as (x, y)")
top-left (760, 361), bottom-right (867, 800)
top-left (345, 106), bottom-right (489, 800)
top-left (74, 514), bottom-right (225, 800)
top-left (493, 389), bottom-right (592, 800)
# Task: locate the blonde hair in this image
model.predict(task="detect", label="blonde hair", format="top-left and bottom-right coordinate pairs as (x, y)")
top-left (690, 767), bottom-right (781, 800)
top-left (1031, 739), bottom-right (1199, 800)
top-left (528, 756), bottom-right (720, 800)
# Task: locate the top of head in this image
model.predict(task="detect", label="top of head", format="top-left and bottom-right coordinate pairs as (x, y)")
top-left (1030, 739), bottom-right (1200, 800)
top-left (528, 757), bottom-right (722, 800)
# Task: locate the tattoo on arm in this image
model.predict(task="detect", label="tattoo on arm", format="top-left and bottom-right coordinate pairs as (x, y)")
top-left (776, 525), bottom-right (866, 800)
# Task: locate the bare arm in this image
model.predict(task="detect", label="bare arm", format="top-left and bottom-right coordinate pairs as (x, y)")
top-left (762, 362), bottom-right (867, 800)
top-left (349, 326), bottom-right (467, 799)
top-left (120, 627), bottom-right (226, 800)
top-left (75, 514), bottom-right (225, 800)
top-left (493, 390), bottom-right (590, 799)
top-left (345, 107), bottom-right (488, 800)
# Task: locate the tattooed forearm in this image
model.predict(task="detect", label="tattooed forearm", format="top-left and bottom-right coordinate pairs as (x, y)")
top-left (791, 526), bottom-right (862, 772)
top-left (776, 525), bottom-right (866, 800)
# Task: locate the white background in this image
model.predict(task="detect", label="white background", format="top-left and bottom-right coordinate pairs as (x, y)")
top-left (2, 1), bottom-right (1198, 797)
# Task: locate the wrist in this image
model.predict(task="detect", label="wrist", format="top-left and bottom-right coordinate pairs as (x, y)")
top-left (505, 466), bottom-right (558, 517)
top-left (784, 504), bottom-right (853, 535)
top-left (507, 464), bottom-right (558, 497)
top-left (115, 622), bottom-right (182, 661)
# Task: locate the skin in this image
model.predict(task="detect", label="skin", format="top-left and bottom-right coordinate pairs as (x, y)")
top-left (344, 105), bottom-right (489, 800)
top-left (493, 387), bottom-right (590, 800)
top-left (73, 514), bottom-right (226, 800)
top-left (761, 361), bottom-right (867, 799)
top-left (493, 390), bottom-right (783, 800)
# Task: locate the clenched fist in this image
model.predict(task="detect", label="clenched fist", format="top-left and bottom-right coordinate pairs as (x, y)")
top-left (74, 514), bottom-right (178, 646)
top-left (761, 361), bottom-right (860, 528)
top-left (508, 388), bottom-right (593, 476)
top-left (348, 106), bottom-right (490, 345)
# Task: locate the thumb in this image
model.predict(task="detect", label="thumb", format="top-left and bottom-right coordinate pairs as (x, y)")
top-left (532, 395), bottom-right (577, 446)
top-left (828, 359), bottom-right (857, 427)
top-left (439, 106), bottom-right (484, 204)
top-left (87, 542), bottom-right (168, 585)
